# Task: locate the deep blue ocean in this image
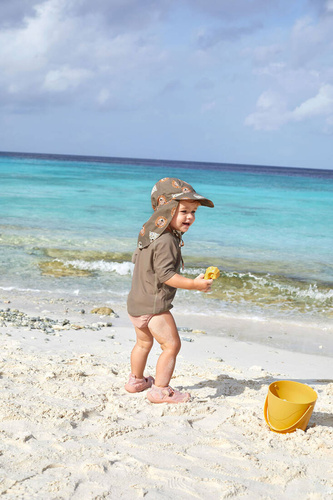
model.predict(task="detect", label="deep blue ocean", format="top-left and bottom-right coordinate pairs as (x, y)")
top-left (1, 151), bottom-right (332, 328)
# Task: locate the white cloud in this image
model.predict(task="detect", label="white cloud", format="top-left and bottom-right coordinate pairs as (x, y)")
top-left (0, 0), bottom-right (169, 110)
top-left (256, 91), bottom-right (279, 110)
top-left (43, 67), bottom-right (92, 92)
top-left (292, 84), bottom-right (333, 120)
top-left (245, 5), bottom-right (333, 134)
top-left (244, 90), bottom-right (290, 131)
top-left (245, 85), bottom-right (333, 131)
top-left (290, 14), bottom-right (333, 68)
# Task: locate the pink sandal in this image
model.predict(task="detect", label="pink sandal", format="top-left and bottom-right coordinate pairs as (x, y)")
top-left (147, 384), bottom-right (191, 404)
top-left (125, 374), bottom-right (154, 393)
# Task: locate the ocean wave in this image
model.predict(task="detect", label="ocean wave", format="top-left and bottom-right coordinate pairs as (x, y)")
top-left (60, 259), bottom-right (134, 275)
top-left (234, 273), bottom-right (332, 299)
top-left (239, 274), bottom-right (333, 302)
top-left (180, 268), bottom-right (333, 317)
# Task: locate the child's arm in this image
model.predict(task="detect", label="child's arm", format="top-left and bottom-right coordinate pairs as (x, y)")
top-left (164, 273), bottom-right (212, 293)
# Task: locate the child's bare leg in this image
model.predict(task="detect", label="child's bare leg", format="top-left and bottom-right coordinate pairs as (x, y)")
top-left (148, 312), bottom-right (181, 387)
top-left (130, 326), bottom-right (154, 379)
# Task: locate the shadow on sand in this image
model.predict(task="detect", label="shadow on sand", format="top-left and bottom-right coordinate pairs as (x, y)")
top-left (187, 375), bottom-right (333, 429)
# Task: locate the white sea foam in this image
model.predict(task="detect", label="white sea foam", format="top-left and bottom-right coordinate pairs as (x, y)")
top-left (61, 260), bottom-right (134, 275)
top-left (0, 286), bottom-right (43, 293)
top-left (292, 283), bottom-right (333, 300)
top-left (182, 266), bottom-right (206, 275)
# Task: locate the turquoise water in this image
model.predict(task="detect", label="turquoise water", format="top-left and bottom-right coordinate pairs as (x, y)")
top-left (0, 152), bottom-right (332, 325)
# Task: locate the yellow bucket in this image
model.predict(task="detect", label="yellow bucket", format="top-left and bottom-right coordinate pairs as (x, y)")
top-left (264, 380), bottom-right (317, 433)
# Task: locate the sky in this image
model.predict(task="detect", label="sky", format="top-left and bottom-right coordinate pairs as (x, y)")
top-left (1, 0), bottom-right (333, 169)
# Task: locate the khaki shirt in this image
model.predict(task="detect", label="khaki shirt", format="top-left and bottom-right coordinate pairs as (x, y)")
top-left (127, 232), bottom-right (182, 316)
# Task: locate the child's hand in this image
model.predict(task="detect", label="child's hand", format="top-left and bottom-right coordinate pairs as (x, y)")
top-left (194, 273), bottom-right (213, 293)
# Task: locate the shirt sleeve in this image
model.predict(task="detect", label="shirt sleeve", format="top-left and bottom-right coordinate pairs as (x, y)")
top-left (153, 234), bottom-right (180, 284)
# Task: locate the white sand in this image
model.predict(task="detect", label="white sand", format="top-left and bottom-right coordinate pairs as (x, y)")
top-left (0, 293), bottom-right (332, 499)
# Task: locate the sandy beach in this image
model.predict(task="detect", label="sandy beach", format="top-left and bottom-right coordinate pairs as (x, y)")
top-left (0, 290), bottom-right (332, 499)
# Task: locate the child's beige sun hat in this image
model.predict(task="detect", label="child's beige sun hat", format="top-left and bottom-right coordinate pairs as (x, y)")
top-left (137, 177), bottom-right (214, 249)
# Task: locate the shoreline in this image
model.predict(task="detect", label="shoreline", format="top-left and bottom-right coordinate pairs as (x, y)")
top-left (1, 287), bottom-right (332, 358)
top-left (1, 293), bottom-right (332, 381)
top-left (0, 290), bottom-right (332, 498)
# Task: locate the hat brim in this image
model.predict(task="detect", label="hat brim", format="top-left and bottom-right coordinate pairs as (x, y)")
top-left (171, 191), bottom-right (214, 207)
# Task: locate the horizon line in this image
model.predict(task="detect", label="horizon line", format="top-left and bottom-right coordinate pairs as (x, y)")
top-left (0, 149), bottom-right (331, 174)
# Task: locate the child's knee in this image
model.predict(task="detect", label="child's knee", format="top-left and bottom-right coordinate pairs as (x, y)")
top-left (174, 341), bottom-right (181, 355)
top-left (137, 338), bottom-right (154, 351)
top-left (163, 337), bottom-right (181, 354)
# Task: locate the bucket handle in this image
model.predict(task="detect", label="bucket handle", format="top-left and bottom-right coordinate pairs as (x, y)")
top-left (264, 395), bottom-right (314, 433)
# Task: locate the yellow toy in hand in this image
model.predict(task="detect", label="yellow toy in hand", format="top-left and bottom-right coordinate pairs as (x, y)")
top-left (204, 266), bottom-right (220, 280)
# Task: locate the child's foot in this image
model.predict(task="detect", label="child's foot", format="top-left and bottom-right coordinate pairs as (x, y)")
top-left (125, 374), bottom-right (154, 393)
top-left (147, 384), bottom-right (191, 404)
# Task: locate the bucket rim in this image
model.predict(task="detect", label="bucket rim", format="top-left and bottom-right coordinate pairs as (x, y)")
top-left (268, 380), bottom-right (317, 405)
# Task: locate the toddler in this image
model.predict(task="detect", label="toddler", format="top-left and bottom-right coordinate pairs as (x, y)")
top-left (126, 178), bottom-right (214, 403)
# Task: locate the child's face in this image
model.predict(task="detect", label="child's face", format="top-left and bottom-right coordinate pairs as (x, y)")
top-left (170, 200), bottom-right (199, 233)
